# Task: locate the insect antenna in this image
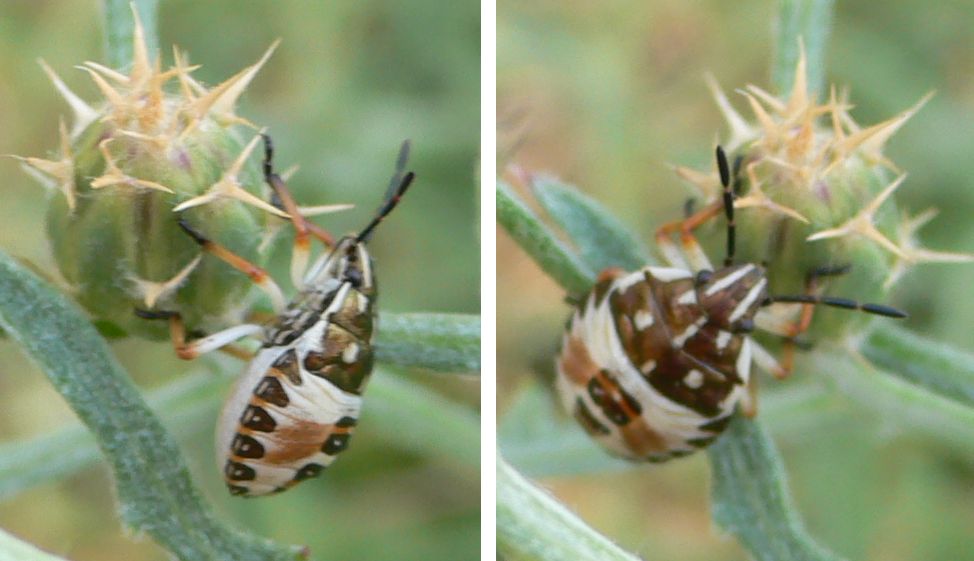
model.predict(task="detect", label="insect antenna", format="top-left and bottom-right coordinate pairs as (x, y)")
top-left (356, 140), bottom-right (415, 243)
top-left (715, 146), bottom-right (736, 267)
top-left (763, 294), bottom-right (908, 318)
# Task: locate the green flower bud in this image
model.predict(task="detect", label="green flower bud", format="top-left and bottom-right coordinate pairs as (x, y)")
top-left (675, 53), bottom-right (971, 339)
top-left (17, 16), bottom-right (345, 340)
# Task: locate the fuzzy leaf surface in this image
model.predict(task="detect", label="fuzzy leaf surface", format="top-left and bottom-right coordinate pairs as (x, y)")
top-left (497, 455), bottom-right (642, 561)
top-left (808, 345), bottom-right (974, 451)
top-left (708, 415), bottom-right (847, 561)
top-left (0, 250), bottom-right (301, 561)
top-left (102, 0), bottom-right (159, 69)
top-left (497, 180), bottom-right (595, 295)
top-left (531, 175), bottom-right (651, 272)
top-left (861, 323), bottom-right (974, 409)
top-left (0, 369), bottom-right (222, 501)
top-left (774, 0), bottom-right (835, 97)
top-left (375, 313), bottom-right (480, 373)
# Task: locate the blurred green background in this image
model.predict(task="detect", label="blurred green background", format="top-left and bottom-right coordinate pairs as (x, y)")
top-left (499, 1), bottom-right (974, 560)
top-left (0, 1), bottom-right (479, 560)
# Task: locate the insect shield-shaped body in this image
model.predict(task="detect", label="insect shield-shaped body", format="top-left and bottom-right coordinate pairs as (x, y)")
top-left (556, 147), bottom-right (906, 462)
top-left (558, 264), bottom-right (765, 461)
top-left (216, 145), bottom-right (413, 496)
top-left (217, 236), bottom-right (379, 496)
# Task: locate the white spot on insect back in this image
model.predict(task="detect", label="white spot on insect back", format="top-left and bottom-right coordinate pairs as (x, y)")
top-left (640, 359), bottom-right (657, 374)
top-left (683, 370), bottom-right (704, 389)
top-left (671, 317), bottom-right (707, 348)
top-left (729, 278), bottom-right (768, 323)
top-left (716, 330), bottom-right (733, 351)
top-left (704, 264), bottom-right (756, 296)
top-left (676, 290), bottom-right (697, 305)
top-left (645, 266), bottom-right (693, 283)
top-left (342, 342), bottom-right (360, 364)
top-left (634, 310), bottom-right (654, 330)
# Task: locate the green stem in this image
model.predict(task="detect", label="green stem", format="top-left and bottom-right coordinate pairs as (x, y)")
top-left (375, 313), bottom-right (480, 373)
top-left (497, 180), bottom-right (595, 296)
top-left (102, 0), bottom-right (159, 69)
top-left (860, 323), bottom-right (974, 408)
top-left (808, 345), bottom-right (974, 451)
top-left (773, 0), bottom-right (835, 97)
top-left (707, 415), bottom-right (846, 561)
top-left (497, 455), bottom-right (642, 561)
top-left (0, 368), bottom-right (224, 502)
top-left (530, 175), bottom-right (651, 272)
top-left (0, 250), bottom-right (300, 561)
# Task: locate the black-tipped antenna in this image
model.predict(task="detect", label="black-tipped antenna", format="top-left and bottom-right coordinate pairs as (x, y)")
top-left (716, 146), bottom-right (736, 266)
top-left (763, 294), bottom-right (908, 318)
top-left (356, 140), bottom-right (415, 243)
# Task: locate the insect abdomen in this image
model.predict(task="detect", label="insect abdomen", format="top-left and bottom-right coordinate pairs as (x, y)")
top-left (219, 279), bottom-right (376, 496)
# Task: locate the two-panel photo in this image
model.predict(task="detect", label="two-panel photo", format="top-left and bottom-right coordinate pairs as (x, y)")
top-left (0, 2), bottom-right (971, 560)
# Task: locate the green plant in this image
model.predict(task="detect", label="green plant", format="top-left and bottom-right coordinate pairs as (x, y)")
top-left (497, 2), bottom-right (974, 560)
top-left (0, 2), bottom-right (479, 560)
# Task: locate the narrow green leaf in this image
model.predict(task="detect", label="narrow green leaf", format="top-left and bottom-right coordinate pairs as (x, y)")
top-left (708, 415), bottom-right (846, 561)
top-left (497, 455), bottom-right (642, 561)
top-left (807, 345), bottom-right (974, 451)
top-left (367, 371), bottom-right (480, 472)
top-left (0, 318), bottom-right (479, 501)
top-left (0, 529), bottom-right (71, 561)
top-left (375, 313), bottom-right (480, 373)
top-left (102, 0), bottom-right (159, 69)
top-left (531, 176), bottom-right (651, 272)
top-left (861, 323), bottom-right (974, 409)
top-left (0, 251), bottom-right (300, 561)
top-left (497, 180), bottom-right (595, 295)
top-left (773, 0), bottom-right (835, 97)
top-left (0, 369), bottom-right (225, 502)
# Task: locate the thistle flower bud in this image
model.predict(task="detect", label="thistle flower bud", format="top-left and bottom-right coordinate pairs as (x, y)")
top-left (17, 13), bottom-right (346, 340)
top-left (674, 51), bottom-right (972, 339)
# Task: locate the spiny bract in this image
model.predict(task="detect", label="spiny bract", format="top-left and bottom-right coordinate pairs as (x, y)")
top-left (16, 10), bottom-right (348, 340)
top-left (672, 50), bottom-right (972, 338)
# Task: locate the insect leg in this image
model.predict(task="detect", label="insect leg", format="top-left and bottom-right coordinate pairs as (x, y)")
top-left (135, 310), bottom-right (262, 360)
top-left (262, 134), bottom-right (336, 290)
top-left (750, 336), bottom-right (789, 380)
top-left (774, 264), bottom-right (852, 373)
top-left (177, 218), bottom-right (287, 313)
top-left (654, 201), bottom-right (721, 273)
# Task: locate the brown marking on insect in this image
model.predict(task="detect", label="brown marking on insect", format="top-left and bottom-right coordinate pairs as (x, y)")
top-left (224, 460), bottom-right (256, 481)
top-left (253, 375), bottom-right (289, 407)
top-left (260, 420), bottom-right (332, 464)
top-left (304, 324), bottom-right (374, 393)
top-left (271, 349), bottom-right (302, 385)
top-left (231, 433), bottom-right (265, 459)
top-left (586, 368), bottom-right (669, 455)
top-left (329, 290), bottom-right (373, 339)
top-left (240, 404), bottom-right (276, 432)
top-left (592, 370), bottom-right (642, 422)
top-left (321, 429), bottom-right (352, 455)
top-left (558, 334), bottom-right (599, 386)
top-left (618, 416), bottom-right (668, 457)
top-left (609, 274), bottom-right (743, 417)
top-left (573, 397), bottom-right (610, 435)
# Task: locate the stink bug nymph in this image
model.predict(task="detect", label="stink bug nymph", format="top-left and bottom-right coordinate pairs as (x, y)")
top-left (555, 146), bottom-right (906, 462)
top-left (139, 137), bottom-right (414, 495)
